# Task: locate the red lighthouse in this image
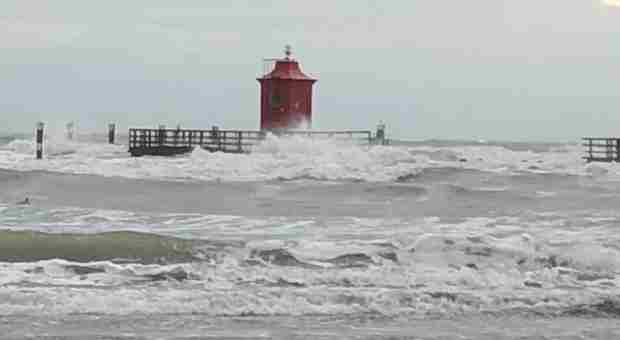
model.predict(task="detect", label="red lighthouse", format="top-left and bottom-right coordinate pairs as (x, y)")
top-left (258, 46), bottom-right (317, 130)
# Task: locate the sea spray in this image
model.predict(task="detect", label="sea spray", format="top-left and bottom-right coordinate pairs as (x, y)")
top-left (0, 134), bottom-right (421, 182)
top-left (0, 135), bottom-right (612, 181)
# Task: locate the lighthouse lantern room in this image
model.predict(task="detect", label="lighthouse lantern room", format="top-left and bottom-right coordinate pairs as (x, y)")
top-left (257, 46), bottom-right (317, 130)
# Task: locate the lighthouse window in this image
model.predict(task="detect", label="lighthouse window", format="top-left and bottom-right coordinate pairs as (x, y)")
top-left (271, 93), bottom-right (282, 106)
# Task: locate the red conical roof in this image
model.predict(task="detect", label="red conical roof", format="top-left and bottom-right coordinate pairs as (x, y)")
top-left (259, 59), bottom-right (316, 81)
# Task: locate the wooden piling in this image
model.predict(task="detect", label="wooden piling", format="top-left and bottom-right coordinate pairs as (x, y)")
top-left (108, 123), bottom-right (116, 144)
top-left (36, 122), bottom-right (44, 160)
top-left (66, 122), bottom-right (74, 140)
top-left (158, 125), bottom-right (166, 146)
top-left (212, 126), bottom-right (221, 151)
top-left (375, 123), bottom-right (386, 145)
top-left (174, 126), bottom-right (180, 146)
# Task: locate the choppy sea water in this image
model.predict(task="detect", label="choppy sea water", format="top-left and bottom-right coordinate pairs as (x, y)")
top-left (0, 133), bottom-right (619, 339)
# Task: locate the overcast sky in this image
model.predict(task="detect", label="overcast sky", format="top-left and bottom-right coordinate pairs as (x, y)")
top-left (0, 1), bottom-right (618, 141)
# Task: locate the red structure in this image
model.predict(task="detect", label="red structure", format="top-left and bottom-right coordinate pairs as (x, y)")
top-left (258, 47), bottom-right (317, 130)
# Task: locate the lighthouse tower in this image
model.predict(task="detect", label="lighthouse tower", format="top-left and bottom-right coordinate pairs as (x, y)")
top-left (258, 46), bottom-right (317, 130)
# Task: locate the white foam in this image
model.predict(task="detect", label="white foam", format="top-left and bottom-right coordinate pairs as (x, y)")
top-left (0, 134), bottom-right (422, 182)
top-left (0, 271), bottom-right (616, 317)
top-left (2, 134), bottom-right (618, 182)
top-left (1, 208), bottom-right (620, 317)
top-left (409, 144), bottom-right (598, 176)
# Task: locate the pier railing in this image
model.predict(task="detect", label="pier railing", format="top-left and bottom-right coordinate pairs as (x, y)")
top-left (582, 138), bottom-right (620, 162)
top-left (129, 128), bottom-right (375, 156)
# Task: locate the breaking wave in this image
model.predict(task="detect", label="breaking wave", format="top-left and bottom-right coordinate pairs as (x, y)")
top-left (0, 134), bottom-right (607, 183)
top-left (0, 215), bottom-right (618, 318)
top-left (0, 135), bottom-right (423, 182)
top-left (0, 230), bottom-right (219, 264)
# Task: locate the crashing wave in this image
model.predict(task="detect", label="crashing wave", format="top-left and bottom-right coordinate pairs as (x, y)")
top-left (0, 134), bottom-right (422, 182)
top-left (0, 135), bottom-right (617, 182)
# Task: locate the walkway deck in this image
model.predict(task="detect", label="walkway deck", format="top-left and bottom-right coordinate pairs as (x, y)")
top-left (128, 128), bottom-right (378, 156)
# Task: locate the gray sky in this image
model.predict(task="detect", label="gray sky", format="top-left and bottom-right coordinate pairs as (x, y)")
top-left (0, 0), bottom-right (618, 141)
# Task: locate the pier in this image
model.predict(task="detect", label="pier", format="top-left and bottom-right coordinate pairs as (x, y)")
top-left (582, 138), bottom-right (620, 162)
top-left (31, 48), bottom-right (391, 159)
top-left (128, 127), bottom-right (380, 157)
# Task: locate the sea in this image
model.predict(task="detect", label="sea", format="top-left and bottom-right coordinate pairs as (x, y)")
top-left (0, 131), bottom-right (619, 339)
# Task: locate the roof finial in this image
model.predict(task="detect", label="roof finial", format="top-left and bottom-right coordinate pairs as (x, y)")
top-left (284, 44), bottom-right (292, 60)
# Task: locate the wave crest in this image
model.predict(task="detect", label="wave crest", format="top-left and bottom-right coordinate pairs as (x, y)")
top-left (0, 230), bottom-right (207, 264)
